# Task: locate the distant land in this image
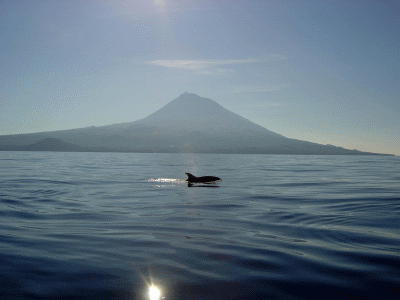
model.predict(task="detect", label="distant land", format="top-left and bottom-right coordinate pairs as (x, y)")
top-left (0, 93), bottom-right (393, 155)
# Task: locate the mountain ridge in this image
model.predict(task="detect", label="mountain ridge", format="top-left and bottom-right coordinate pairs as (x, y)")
top-left (0, 93), bottom-right (393, 155)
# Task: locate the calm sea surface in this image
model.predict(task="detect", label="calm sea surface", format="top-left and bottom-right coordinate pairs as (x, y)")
top-left (1, 151), bottom-right (399, 300)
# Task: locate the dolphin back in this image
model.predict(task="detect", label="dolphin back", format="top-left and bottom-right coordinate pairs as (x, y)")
top-left (185, 173), bottom-right (221, 183)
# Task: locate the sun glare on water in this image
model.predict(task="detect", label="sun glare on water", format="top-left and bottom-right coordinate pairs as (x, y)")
top-left (149, 286), bottom-right (161, 300)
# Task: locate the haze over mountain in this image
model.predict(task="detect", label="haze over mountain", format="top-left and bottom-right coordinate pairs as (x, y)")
top-left (0, 93), bottom-right (391, 155)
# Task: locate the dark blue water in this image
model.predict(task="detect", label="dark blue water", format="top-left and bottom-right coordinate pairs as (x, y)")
top-left (1, 152), bottom-right (399, 300)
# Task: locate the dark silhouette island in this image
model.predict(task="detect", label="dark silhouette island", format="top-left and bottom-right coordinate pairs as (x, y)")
top-left (0, 93), bottom-right (392, 155)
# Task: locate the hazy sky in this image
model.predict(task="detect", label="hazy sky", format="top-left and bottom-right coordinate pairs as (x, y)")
top-left (1, 0), bottom-right (399, 155)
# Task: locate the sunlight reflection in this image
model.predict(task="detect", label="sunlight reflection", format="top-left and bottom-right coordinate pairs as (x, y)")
top-left (148, 178), bottom-right (182, 183)
top-left (153, 0), bottom-right (166, 9)
top-left (149, 285), bottom-right (161, 300)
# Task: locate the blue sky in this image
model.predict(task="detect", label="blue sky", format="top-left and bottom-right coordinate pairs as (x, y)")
top-left (0, 0), bottom-right (399, 155)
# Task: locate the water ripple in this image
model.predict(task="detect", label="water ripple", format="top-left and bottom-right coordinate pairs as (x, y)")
top-left (0, 152), bottom-right (399, 299)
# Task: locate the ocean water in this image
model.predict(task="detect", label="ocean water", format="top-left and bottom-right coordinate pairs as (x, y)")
top-left (0, 151), bottom-right (399, 300)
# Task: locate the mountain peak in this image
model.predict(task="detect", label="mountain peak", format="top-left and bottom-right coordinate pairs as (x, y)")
top-left (133, 93), bottom-right (280, 135)
top-left (142, 93), bottom-right (224, 121)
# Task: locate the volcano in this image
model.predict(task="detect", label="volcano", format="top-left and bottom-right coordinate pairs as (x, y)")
top-left (0, 93), bottom-right (387, 155)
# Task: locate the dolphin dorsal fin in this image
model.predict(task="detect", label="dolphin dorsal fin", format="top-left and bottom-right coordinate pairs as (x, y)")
top-left (185, 173), bottom-right (196, 180)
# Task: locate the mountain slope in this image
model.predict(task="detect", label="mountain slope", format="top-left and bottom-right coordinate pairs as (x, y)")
top-left (23, 138), bottom-right (86, 151)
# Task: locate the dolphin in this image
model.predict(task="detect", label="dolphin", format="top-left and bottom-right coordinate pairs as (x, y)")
top-left (185, 173), bottom-right (221, 183)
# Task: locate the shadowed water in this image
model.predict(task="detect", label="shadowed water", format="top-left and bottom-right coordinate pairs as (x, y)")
top-left (1, 152), bottom-right (399, 299)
